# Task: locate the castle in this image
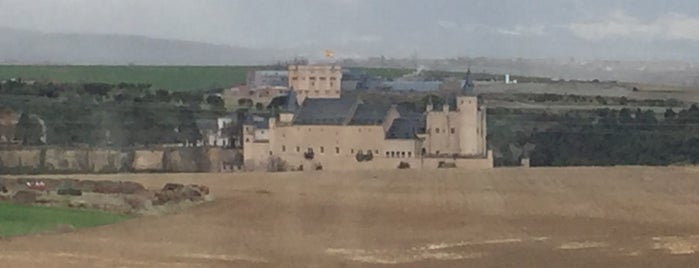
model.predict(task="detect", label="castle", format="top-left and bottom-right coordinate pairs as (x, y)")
top-left (242, 64), bottom-right (493, 171)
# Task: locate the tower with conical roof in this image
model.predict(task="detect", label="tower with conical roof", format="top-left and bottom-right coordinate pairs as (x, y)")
top-left (462, 68), bottom-right (475, 96)
top-left (278, 89), bottom-right (299, 123)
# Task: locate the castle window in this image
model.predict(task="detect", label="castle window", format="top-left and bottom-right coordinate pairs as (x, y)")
top-left (320, 146), bottom-right (325, 154)
top-left (282, 145), bottom-right (286, 152)
top-left (325, 90), bottom-right (330, 94)
top-left (436, 150), bottom-right (440, 155)
top-left (336, 147), bottom-right (340, 154)
top-left (309, 76), bottom-right (316, 80)
top-left (375, 150), bottom-right (379, 154)
top-left (391, 152), bottom-right (395, 158)
top-left (311, 82), bottom-right (316, 87)
top-left (320, 77), bottom-right (327, 80)
top-left (436, 128), bottom-right (440, 134)
top-left (296, 146), bottom-right (300, 152)
top-left (386, 152), bottom-right (390, 157)
top-left (401, 152), bottom-right (406, 158)
top-left (292, 77), bottom-right (298, 80)
top-left (351, 149), bottom-right (355, 154)
top-left (451, 128), bottom-right (455, 134)
top-left (269, 151), bottom-right (273, 156)
top-left (330, 82), bottom-right (334, 87)
top-left (335, 90), bottom-right (340, 94)
top-left (245, 138), bottom-right (250, 143)
top-left (408, 152), bottom-right (412, 158)
top-left (315, 90), bottom-right (319, 94)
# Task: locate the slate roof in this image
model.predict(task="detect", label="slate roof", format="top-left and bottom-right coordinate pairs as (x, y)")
top-left (291, 96), bottom-right (428, 135)
top-left (462, 68), bottom-right (476, 96)
top-left (386, 118), bottom-right (423, 139)
top-left (292, 97), bottom-right (360, 125)
top-left (284, 90), bottom-right (298, 112)
top-left (244, 115), bottom-right (269, 129)
top-left (395, 103), bottom-right (423, 119)
top-left (348, 103), bottom-right (389, 125)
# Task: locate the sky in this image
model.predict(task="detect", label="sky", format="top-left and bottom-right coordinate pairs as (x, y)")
top-left (1, 0), bottom-right (699, 60)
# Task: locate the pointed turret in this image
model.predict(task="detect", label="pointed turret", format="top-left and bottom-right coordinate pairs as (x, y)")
top-left (462, 68), bottom-right (475, 96)
top-left (285, 88), bottom-right (299, 112)
top-left (426, 96), bottom-right (434, 112)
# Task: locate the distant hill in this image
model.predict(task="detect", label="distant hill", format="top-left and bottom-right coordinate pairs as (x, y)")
top-left (0, 28), bottom-right (280, 65)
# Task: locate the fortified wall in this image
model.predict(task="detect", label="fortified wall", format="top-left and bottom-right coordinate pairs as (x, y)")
top-left (0, 146), bottom-right (242, 174)
top-left (246, 150), bottom-right (494, 172)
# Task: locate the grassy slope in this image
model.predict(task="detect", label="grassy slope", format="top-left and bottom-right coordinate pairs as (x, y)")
top-left (0, 65), bottom-right (257, 91)
top-left (0, 202), bottom-right (130, 237)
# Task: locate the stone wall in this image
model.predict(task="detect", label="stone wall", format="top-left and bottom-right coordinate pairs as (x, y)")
top-left (0, 148), bottom-right (42, 172)
top-left (256, 150), bottom-right (494, 172)
top-left (0, 147), bottom-right (240, 174)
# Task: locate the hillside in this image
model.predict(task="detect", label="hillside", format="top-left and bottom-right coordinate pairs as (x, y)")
top-left (0, 65), bottom-right (255, 91)
top-left (0, 28), bottom-right (279, 66)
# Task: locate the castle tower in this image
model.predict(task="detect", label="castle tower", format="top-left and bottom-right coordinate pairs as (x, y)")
top-left (456, 68), bottom-right (485, 156)
top-left (288, 64), bottom-right (343, 104)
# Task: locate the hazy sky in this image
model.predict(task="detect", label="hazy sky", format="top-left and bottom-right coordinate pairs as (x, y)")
top-left (2, 0), bottom-right (699, 60)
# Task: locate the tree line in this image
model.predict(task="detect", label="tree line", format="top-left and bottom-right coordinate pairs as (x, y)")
top-left (1, 80), bottom-right (227, 147)
top-left (489, 105), bottom-right (699, 166)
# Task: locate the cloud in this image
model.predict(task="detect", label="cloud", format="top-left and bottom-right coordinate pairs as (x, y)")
top-left (497, 25), bottom-right (547, 36)
top-left (437, 20), bottom-right (457, 29)
top-left (570, 11), bottom-right (699, 41)
top-left (358, 34), bottom-right (382, 43)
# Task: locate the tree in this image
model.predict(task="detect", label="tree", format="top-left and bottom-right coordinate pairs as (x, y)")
top-left (155, 89), bottom-right (172, 103)
top-left (664, 108), bottom-right (677, 120)
top-left (15, 113), bottom-right (43, 145)
top-left (176, 106), bottom-right (202, 146)
top-left (82, 83), bottom-right (112, 99)
top-left (255, 102), bottom-right (265, 111)
top-left (206, 95), bottom-right (227, 115)
top-left (619, 96), bottom-right (628, 105)
top-left (238, 98), bottom-right (253, 107)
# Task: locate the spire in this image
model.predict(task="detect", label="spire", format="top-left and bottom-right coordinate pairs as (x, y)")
top-left (284, 88), bottom-right (298, 112)
top-left (426, 95), bottom-right (434, 112)
top-left (462, 68), bottom-right (475, 96)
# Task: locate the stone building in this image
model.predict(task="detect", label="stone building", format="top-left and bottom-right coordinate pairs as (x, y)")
top-left (288, 64), bottom-right (343, 104)
top-left (246, 70), bottom-right (289, 88)
top-left (243, 65), bottom-right (492, 171)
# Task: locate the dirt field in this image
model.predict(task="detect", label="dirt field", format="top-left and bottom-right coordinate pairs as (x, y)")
top-left (3, 167), bottom-right (699, 267)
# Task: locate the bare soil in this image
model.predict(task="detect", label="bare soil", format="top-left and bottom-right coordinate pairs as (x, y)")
top-left (3, 166), bottom-right (699, 267)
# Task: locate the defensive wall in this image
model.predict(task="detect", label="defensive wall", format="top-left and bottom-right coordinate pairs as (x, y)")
top-left (0, 146), bottom-right (241, 174)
